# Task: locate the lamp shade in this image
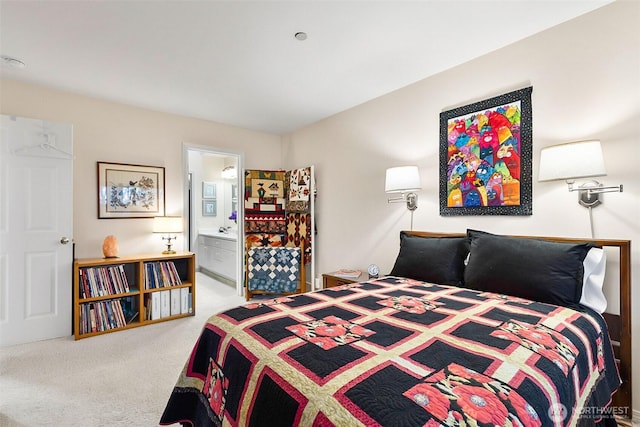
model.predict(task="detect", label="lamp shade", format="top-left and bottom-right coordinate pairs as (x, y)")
top-left (385, 166), bottom-right (421, 193)
top-left (153, 216), bottom-right (183, 233)
top-left (539, 140), bottom-right (607, 181)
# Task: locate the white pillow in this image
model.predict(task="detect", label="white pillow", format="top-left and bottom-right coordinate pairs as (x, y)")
top-left (580, 247), bottom-right (607, 313)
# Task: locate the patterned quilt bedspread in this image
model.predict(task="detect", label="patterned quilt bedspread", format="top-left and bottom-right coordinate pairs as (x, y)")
top-left (160, 277), bottom-right (620, 427)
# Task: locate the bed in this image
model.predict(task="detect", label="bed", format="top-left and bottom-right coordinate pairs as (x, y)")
top-left (160, 230), bottom-right (632, 426)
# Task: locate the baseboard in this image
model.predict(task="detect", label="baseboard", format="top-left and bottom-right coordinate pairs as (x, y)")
top-left (616, 409), bottom-right (640, 426)
top-left (199, 268), bottom-right (235, 287)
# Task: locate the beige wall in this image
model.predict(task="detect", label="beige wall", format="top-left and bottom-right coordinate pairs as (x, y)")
top-left (0, 79), bottom-right (282, 258)
top-left (284, 0), bottom-right (639, 273)
top-left (283, 0), bottom-right (640, 414)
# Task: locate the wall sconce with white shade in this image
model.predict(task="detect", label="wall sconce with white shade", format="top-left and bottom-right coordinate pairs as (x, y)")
top-left (153, 216), bottom-right (183, 254)
top-left (539, 140), bottom-right (623, 238)
top-left (386, 166), bottom-right (421, 210)
top-left (538, 140), bottom-right (623, 208)
top-left (386, 166), bottom-right (422, 229)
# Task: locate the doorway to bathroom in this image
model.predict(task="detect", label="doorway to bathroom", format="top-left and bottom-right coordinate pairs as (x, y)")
top-left (184, 144), bottom-right (243, 296)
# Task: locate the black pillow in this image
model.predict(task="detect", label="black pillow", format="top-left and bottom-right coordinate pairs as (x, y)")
top-left (464, 229), bottom-right (594, 308)
top-left (390, 231), bottom-right (469, 286)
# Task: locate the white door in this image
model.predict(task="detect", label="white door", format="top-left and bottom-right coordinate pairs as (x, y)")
top-left (0, 115), bottom-right (74, 347)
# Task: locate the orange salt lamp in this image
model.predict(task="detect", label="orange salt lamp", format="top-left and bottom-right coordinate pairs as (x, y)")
top-left (102, 235), bottom-right (119, 258)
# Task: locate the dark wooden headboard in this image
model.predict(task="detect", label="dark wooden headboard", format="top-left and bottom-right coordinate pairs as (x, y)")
top-left (404, 231), bottom-right (632, 419)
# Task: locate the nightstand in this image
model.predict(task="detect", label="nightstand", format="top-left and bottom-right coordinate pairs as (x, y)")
top-left (322, 271), bottom-right (367, 288)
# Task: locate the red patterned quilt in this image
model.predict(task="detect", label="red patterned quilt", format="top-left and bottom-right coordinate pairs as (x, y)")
top-left (160, 277), bottom-right (620, 427)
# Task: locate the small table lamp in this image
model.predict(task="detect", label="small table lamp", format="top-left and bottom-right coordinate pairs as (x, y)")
top-left (153, 216), bottom-right (183, 254)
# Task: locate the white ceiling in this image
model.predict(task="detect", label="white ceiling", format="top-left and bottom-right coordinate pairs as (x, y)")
top-left (0, 1), bottom-right (613, 135)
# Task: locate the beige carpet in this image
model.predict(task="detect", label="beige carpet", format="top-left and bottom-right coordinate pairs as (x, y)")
top-left (0, 273), bottom-right (246, 427)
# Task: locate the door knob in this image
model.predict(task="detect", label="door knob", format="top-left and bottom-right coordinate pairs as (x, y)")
top-left (60, 237), bottom-right (70, 245)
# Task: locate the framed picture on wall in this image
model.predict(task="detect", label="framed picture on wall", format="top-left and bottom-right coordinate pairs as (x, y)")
top-left (203, 199), bottom-right (217, 216)
top-left (202, 182), bottom-right (217, 199)
top-left (439, 86), bottom-right (533, 216)
top-left (97, 162), bottom-right (165, 218)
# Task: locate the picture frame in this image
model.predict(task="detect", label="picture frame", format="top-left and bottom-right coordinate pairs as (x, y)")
top-left (231, 184), bottom-right (238, 214)
top-left (97, 162), bottom-right (165, 219)
top-left (439, 86), bottom-right (533, 216)
top-left (202, 199), bottom-right (217, 216)
top-left (202, 182), bottom-right (217, 199)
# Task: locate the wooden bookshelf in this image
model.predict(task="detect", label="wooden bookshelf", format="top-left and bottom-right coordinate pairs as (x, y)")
top-left (73, 252), bottom-right (195, 340)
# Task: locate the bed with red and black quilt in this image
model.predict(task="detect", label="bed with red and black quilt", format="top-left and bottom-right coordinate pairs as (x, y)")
top-left (160, 230), bottom-right (632, 426)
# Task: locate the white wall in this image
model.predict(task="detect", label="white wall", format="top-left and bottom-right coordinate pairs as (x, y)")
top-left (0, 79), bottom-right (282, 258)
top-left (283, 0), bottom-right (640, 414)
